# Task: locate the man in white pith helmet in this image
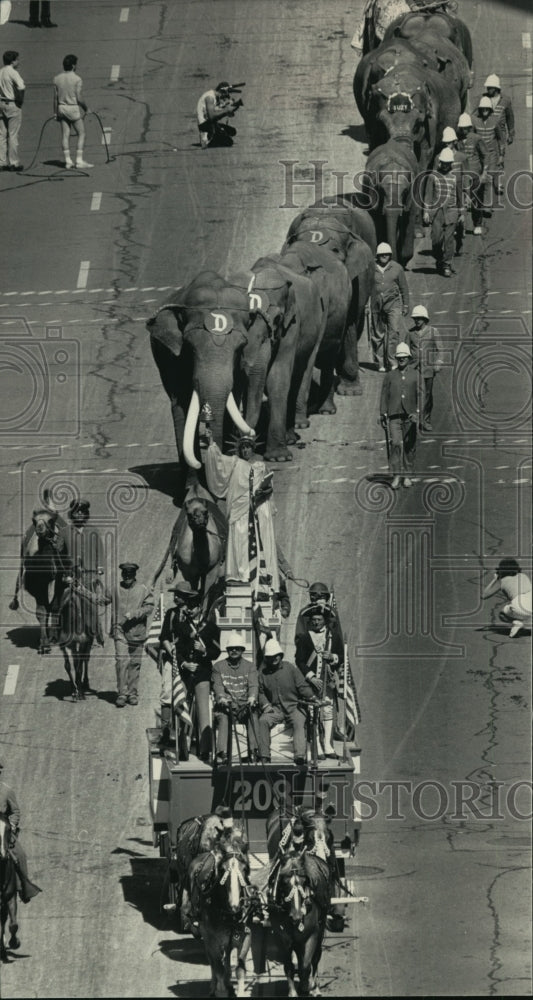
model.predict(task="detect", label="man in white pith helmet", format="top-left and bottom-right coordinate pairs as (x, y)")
top-left (257, 637), bottom-right (317, 764)
top-left (422, 148), bottom-right (464, 278)
top-left (379, 342), bottom-right (419, 489)
top-left (456, 113), bottom-right (489, 235)
top-left (472, 95), bottom-right (505, 199)
top-left (405, 305), bottom-right (443, 432)
top-left (371, 242), bottom-right (410, 372)
top-left (212, 631), bottom-right (258, 764)
top-left (476, 74), bottom-right (514, 149)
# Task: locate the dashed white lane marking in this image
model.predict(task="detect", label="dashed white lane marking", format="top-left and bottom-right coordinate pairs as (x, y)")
top-left (526, 95), bottom-right (532, 108)
top-left (442, 291), bottom-right (454, 296)
top-left (110, 65), bottom-right (120, 82)
top-left (433, 310), bottom-right (447, 314)
top-left (512, 478), bottom-right (530, 484)
top-left (91, 192), bottom-right (102, 211)
top-left (103, 127), bottom-right (112, 147)
top-left (120, 6), bottom-right (129, 21)
top-left (457, 309), bottom-right (470, 314)
top-left (523, 32), bottom-right (531, 48)
top-left (495, 465), bottom-right (510, 469)
top-left (447, 465), bottom-right (464, 470)
top-left (4, 665), bottom-right (19, 696)
top-left (77, 261), bottom-right (90, 289)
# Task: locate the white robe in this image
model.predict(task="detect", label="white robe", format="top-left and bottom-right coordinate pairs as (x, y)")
top-left (204, 443), bottom-right (280, 593)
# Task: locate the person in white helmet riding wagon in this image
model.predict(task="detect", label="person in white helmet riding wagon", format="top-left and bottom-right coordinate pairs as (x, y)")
top-left (405, 305), bottom-right (443, 432)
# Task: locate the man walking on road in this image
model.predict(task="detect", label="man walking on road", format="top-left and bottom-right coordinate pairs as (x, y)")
top-left (371, 242), bottom-right (410, 371)
top-left (423, 148), bottom-right (464, 277)
top-left (0, 50), bottom-right (24, 171)
top-left (380, 342), bottom-right (419, 489)
top-left (53, 54), bottom-right (92, 169)
top-left (111, 562), bottom-right (154, 707)
top-left (405, 304), bottom-right (443, 432)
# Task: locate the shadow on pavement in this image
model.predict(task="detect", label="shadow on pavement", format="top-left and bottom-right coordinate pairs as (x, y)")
top-left (160, 937), bottom-right (207, 967)
top-left (130, 463), bottom-right (182, 501)
top-left (6, 626), bottom-right (39, 650)
top-left (43, 678), bottom-right (73, 701)
top-left (341, 124), bottom-right (367, 144)
top-left (120, 857), bottom-right (168, 931)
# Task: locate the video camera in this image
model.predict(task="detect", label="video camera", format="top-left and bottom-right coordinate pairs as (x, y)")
top-left (225, 82), bottom-right (245, 110)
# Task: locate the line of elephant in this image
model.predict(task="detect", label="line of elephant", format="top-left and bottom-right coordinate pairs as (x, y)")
top-left (147, 6), bottom-right (474, 499)
top-left (147, 198), bottom-right (378, 497)
top-left (353, 6), bottom-right (474, 265)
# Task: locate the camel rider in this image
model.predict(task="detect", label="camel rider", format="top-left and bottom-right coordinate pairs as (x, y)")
top-left (371, 243), bottom-right (410, 371)
top-left (423, 148), bottom-right (464, 278)
top-left (196, 81), bottom-right (242, 148)
top-left (0, 761), bottom-right (41, 904)
top-left (456, 113), bottom-right (489, 236)
top-left (295, 608), bottom-right (344, 758)
top-left (159, 580), bottom-right (220, 759)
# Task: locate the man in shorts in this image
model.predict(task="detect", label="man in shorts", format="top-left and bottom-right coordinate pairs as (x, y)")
top-left (53, 54), bottom-right (92, 169)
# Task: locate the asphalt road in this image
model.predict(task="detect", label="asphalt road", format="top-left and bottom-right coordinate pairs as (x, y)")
top-left (0, 0), bottom-right (531, 997)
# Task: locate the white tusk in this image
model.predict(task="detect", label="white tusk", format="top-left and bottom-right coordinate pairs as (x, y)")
top-left (183, 389), bottom-right (202, 470)
top-left (226, 392), bottom-right (255, 436)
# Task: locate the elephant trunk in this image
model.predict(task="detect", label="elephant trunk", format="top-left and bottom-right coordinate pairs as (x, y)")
top-left (183, 381), bottom-right (254, 470)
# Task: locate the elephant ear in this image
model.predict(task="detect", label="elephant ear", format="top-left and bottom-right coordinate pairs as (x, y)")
top-left (147, 306), bottom-right (184, 357)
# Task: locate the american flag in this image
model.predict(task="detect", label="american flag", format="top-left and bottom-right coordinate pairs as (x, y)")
top-left (145, 593), bottom-right (164, 663)
top-left (248, 468), bottom-right (270, 599)
top-left (171, 647), bottom-right (193, 728)
top-left (330, 588), bottom-right (362, 733)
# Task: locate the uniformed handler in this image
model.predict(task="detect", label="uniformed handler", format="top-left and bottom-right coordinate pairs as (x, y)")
top-left (405, 304), bottom-right (443, 432)
top-left (380, 342), bottom-right (419, 489)
top-left (371, 242), bottom-right (410, 371)
top-left (0, 760), bottom-right (41, 904)
top-left (111, 563), bottom-right (154, 707)
top-left (423, 148), bottom-right (464, 278)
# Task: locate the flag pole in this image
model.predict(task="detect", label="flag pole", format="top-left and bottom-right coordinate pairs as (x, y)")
top-left (343, 643), bottom-right (349, 762)
top-left (172, 647), bottom-right (180, 762)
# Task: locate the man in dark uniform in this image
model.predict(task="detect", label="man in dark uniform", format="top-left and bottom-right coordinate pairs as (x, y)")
top-left (295, 608), bottom-right (344, 758)
top-left (294, 582), bottom-right (343, 643)
top-left (110, 563), bottom-right (154, 707)
top-left (159, 581), bottom-right (220, 760)
top-left (258, 638), bottom-right (318, 764)
top-left (380, 342), bottom-right (419, 489)
top-left (0, 760), bottom-right (41, 904)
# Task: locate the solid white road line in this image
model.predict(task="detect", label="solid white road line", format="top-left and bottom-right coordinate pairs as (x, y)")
top-left (91, 192), bottom-right (102, 211)
top-left (4, 665), bottom-right (19, 696)
top-left (120, 7), bottom-right (129, 21)
top-left (77, 261), bottom-right (90, 289)
top-left (110, 65), bottom-right (120, 83)
top-left (103, 127), bottom-right (112, 147)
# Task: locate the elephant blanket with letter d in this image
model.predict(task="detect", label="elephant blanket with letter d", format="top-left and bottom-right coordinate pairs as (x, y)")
top-left (204, 441), bottom-right (280, 594)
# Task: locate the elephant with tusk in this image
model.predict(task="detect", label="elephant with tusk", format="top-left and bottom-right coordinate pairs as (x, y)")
top-left (147, 272), bottom-right (258, 498)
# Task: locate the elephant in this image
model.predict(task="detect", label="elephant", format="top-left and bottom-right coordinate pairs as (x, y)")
top-left (354, 37), bottom-right (440, 145)
top-left (152, 484), bottom-right (227, 596)
top-left (367, 60), bottom-right (462, 176)
top-left (383, 9), bottom-right (473, 68)
top-left (229, 258), bottom-right (328, 460)
top-left (402, 29), bottom-right (472, 110)
top-left (147, 271), bottom-right (262, 499)
top-left (276, 239), bottom-right (352, 421)
top-left (283, 208), bottom-right (375, 396)
top-left (360, 138), bottom-right (419, 267)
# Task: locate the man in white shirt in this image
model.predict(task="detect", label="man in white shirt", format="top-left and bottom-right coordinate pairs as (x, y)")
top-left (0, 50), bottom-right (25, 171)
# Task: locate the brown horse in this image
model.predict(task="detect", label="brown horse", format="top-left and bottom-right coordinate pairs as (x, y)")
top-left (10, 508), bottom-right (69, 654)
top-left (189, 835), bottom-right (255, 998)
top-left (268, 849), bottom-right (330, 997)
top-left (0, 815), bottom-right (20, 963)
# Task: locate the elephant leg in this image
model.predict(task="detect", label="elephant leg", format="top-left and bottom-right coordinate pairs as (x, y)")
top-left (337, 314), bottom-right (363, 397)
top-left (318, 361), bottom-right (337, 414)
top-left (264, 357), bottom-right (293, 463)
top-left (294, 338), bottom-right (323, 429)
